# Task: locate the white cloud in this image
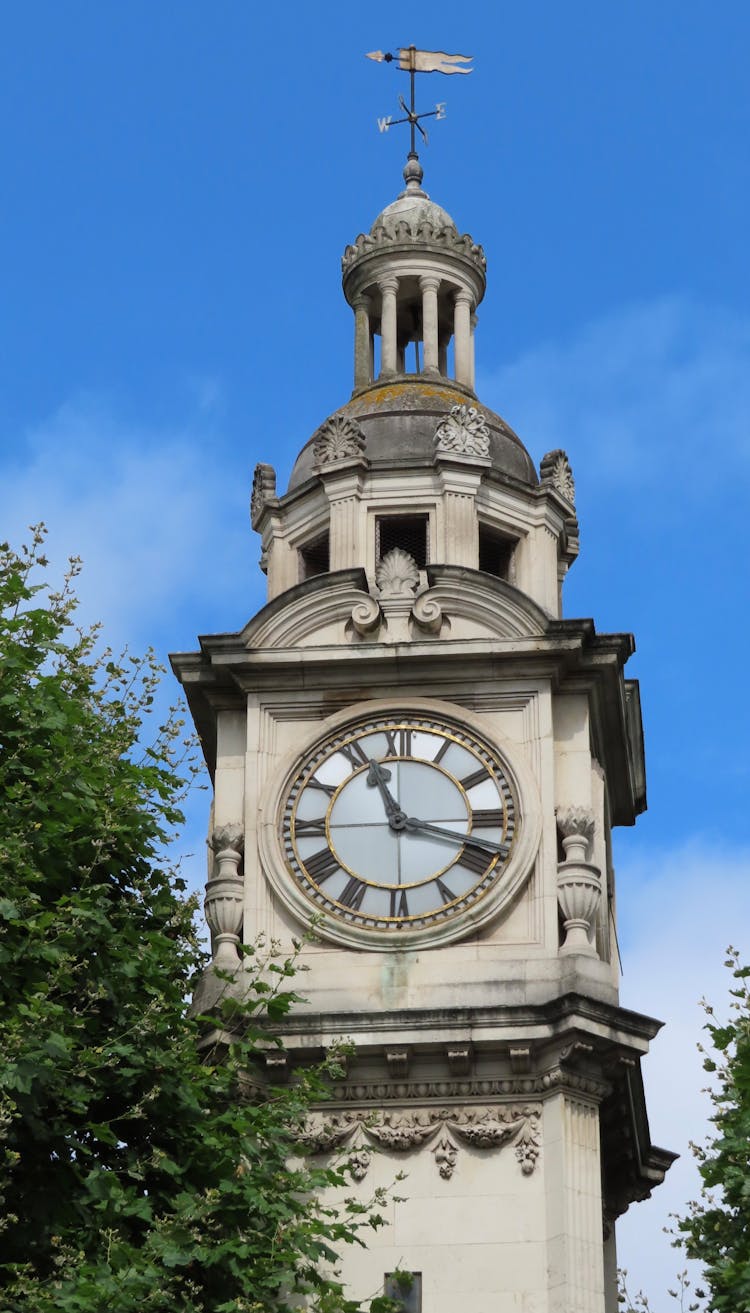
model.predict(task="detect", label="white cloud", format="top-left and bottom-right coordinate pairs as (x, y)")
top-left (478, 297), bottom-right (750, 494)
top-left (0, 391), bottom-right (261, 652)
top-left (615, 841), bottom-right (750, 1307)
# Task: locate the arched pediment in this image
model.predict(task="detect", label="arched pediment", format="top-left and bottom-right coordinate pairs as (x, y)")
top-left (239, 564), bottom-right (549, 651)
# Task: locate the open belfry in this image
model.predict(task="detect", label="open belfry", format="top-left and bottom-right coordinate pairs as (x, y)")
top-left (171, 47), bottom-right (674, 1313)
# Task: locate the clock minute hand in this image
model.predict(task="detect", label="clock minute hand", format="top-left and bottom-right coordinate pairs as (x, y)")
top-left (403, 816), bottom-right (508, 858)
top-left (365, 758), bottom-right (406, 827)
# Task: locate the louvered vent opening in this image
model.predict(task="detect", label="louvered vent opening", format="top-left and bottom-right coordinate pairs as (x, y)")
top-left (376, 516), bottom-right (429, 569)
top-left (478, 524), bottom-right (514, 580)
top-left (299, 532), bottom-right (330, 580)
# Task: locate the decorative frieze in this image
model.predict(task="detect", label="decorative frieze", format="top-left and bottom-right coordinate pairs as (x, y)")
top-left (342, 221), bottom-right (486, 277)
top-left (434, 404), bottom-right (490, 458)
top-left (302, 1104), bottom-right (542, 1181)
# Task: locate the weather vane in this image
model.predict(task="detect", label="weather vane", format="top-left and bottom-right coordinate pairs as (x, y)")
top-left (366, 46), bottom-right (473, 160)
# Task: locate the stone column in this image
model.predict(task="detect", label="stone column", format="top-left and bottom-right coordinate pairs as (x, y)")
top-left (470, 311), bottom-right (478, 389)
top-left (419, 274), bottom-right (441, 376)
top-left (438, 333), bottom-right (449, 376)
top-left (353, 294), bottom-right (371, 390)
top-left (544, 1094), bottom-right (607, 1312)
top-left (379, 275), bottom-right (399, 377)
top-left (453, 290), bottom-right (473, 386)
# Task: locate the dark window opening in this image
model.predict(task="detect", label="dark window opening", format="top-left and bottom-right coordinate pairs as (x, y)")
top-left (384, 1273), bottom-right (422, 1313)
top-left (478, 523), bottom-right (515, 579)
top-left (299, 532), bottom-right (329, 580)
top-left (376, 515), bottom-right (429, 569)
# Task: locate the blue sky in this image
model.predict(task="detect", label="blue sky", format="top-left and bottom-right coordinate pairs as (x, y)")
top-left (1, 3), bottom-right (749, 1303)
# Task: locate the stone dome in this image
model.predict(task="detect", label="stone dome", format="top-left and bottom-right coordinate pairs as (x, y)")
top-left (287, 378), bottom-right (537, 491)
top-left (371, 192), bottom-right (458, 238)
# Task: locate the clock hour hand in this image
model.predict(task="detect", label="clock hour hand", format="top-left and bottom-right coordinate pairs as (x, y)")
top-left (403, 816), bottom-right (508, 857)
top-left (365, 758), bottom-right (407, 829)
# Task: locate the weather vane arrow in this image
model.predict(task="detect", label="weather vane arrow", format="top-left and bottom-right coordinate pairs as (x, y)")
top-left (366, 45), bottom-right (473, 157)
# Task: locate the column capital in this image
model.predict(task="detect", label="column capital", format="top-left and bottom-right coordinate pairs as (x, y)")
top-left (352, 292), bottom-right (371, 312)
top-left (453, 288), bottom-right (473, 308)
top-left (378, 274), bottom-right (399, 295)
top-left (418, 273), bottom-right (441, 293)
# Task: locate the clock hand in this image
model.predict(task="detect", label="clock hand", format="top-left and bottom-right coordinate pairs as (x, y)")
top-left (403, 816), bottom-right (508, 857)
top-left (365, 758), bottom-right (407, 829)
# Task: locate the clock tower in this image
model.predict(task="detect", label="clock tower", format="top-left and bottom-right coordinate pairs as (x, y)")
top-left (171, 146), bottom-right (674, 1312)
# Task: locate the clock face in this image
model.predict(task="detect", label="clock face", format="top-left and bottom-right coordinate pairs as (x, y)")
top-left (279, 712), bottom-right (517, 934)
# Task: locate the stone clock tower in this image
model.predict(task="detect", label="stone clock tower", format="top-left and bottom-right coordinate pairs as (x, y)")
top-left (171, 152), bottom-right (674, 1313)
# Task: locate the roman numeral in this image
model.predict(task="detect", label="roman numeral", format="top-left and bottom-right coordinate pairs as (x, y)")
top-left (390, 888), bottom-right (409, 918)
top-left (471, 809), bottom-right (504, 828)
top-left (294, 816), bottom-right (327, 837)
top-left (339, 877), bottom-right (367, 910)
top-left (457, 845), bottom-right (491, 876)
top-left (338, 740), bottom-right (370, 771)
top-left (432, 737), bottom-right (451, 764)
top-left (304, 847), bottom-right (339, 883)
top-left (435, 878), bottom-right (456, 905)
top-left (383, 726), bottom-right (413, 757)
top-left (460, 766), bottom-right (491, 791)
top-left (307, 776), bottom-right (336, 797)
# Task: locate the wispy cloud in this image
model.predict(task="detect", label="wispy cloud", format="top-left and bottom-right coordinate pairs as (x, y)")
top-left (478, 297), bottom-right (750, 494)
top-left (0, 391), bottom-right (262, 652)
top-left (616, 840), bottom-right (750, 1305)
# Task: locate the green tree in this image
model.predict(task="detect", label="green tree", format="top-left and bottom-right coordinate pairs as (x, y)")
top-left (0, 529), bottom-right (391, 1313)
top-left (676, 950), bottom-right (750, 1312)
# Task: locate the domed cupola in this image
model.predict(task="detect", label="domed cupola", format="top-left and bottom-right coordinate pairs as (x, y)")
top-left (342, 155), bottom-right (486, 390)
top-left (250, 156), bottom-right (579, 621)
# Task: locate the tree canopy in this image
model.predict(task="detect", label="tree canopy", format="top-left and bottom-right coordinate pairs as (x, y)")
top-left (0, 529), bottom-right (391, 1313)
top-left (675, 950), bottom-right (750, 1311)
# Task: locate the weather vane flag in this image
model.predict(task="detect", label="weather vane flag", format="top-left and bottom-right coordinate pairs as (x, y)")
top-left (366, 45), bottom-right (473, 165)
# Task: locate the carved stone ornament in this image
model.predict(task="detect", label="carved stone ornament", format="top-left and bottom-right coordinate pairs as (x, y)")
top-left (434, 404), bottom-right (491, 458)
top-left (410, 589), bottom-right (444, 635)
top-left (302, 1104), bottom-right (541, 1182)
top-left (349, 592), bottom-right (382, 637)
top-left (556, 807), bottom-right (601, 958)
top-left (205, 825), bottom-right (245, 969)
top-left (540, 449), bottom-right (576, 505)
top-left (312, 414), bottom-right (366, 467)
top-left (376, 547), bottom-right (420, 597)
top-left (341, 223), bottom-right (487, 278)
top-left (250, 463), bottom-right (277, 530)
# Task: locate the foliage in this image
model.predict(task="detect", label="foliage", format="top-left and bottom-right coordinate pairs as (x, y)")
top-left (617, 1269), bottom-right (702, 1312)
top-left (674, 949), bottom-right (750, 1312)
top-left (0, 528), bottom-right (395, 1313)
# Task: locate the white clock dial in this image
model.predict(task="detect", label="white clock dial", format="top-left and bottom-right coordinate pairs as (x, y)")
top-left (280, 713), bottom-right (516, 933)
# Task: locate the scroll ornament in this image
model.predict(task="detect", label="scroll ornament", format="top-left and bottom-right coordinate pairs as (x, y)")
top-left (302, 1105), bottom-right (541, 1181)
top-left (434, 404), bottom-right (490, 458)
top-left (312, 414), bottom-right (366, 467)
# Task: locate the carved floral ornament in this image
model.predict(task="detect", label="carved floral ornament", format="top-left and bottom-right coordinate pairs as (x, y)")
top-left (302, 1104), bottom-right (541, 1182)
top-left (250, 463), bottom-right (277, 530)
top-left (540, 449), bottom-right (575, 505)
top-left (341, 221), bottom-right (487, 276)
top-left (312, 414), bottom-right (367, 467)
top-left (434, 404), bottom-right (491, 459)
